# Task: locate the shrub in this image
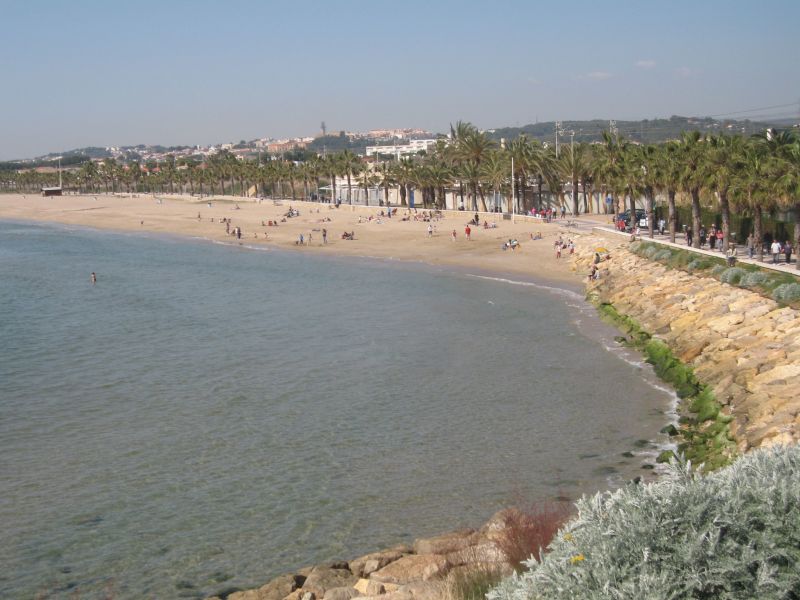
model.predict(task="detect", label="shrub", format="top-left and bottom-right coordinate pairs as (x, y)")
top-left (488, 446), bottom-right (800, 600)
top-left (643, 246), bottom-right (659, 259)
top-left (445, 564), bottom-right (504, 600)
top-left (740, 271), bottom-right (769, 288)
top-left (654, 249), bottom-right (673, 261)
top-left (772, 282), bottom-right (800, 302)
top-left (495, 502), bottom-right (574, 572)
top-left (719, 267), bottom-right (746, 285)
top-left (710, 264), bottom-right (727, 276)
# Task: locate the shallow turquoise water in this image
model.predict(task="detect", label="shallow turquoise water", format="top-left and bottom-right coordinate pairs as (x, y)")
top-left (0, 220), bottom-right (672, 598)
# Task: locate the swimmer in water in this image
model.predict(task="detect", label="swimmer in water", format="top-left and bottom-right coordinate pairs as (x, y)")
top-left (91, 272), bottom-right (97, 284)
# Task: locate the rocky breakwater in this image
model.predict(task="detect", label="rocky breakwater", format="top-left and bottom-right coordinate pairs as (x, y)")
top-left (206, 510), bottom-right (517, 600)
top-left (573, 234), bottom-right (800, 452)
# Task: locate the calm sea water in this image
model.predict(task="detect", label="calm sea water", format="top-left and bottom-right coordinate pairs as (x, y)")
top-left (0, 220), bottom-right (673, 599)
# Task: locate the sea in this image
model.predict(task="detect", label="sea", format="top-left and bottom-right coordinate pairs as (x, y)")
top-left (0, 220), bottom-right (675, 599)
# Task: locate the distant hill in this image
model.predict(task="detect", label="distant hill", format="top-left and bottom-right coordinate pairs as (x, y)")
top-left (5, 115), bottom-right (797, 167)
top-left (488, 115), bottom-right (797, 145)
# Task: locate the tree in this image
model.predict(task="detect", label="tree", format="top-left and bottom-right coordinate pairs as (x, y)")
top-left (339, 150), bottom-right (361, 204)
top-left (480, 150), bottom-right (510, 213)
top-left (656, 142), bottom-right (682, 243)
top-left (733, 143), bottom-right (770, 261)
top-left (678, 131), bottom-right (707, 248)
top-left (706, 134), bottom-right (743, 252)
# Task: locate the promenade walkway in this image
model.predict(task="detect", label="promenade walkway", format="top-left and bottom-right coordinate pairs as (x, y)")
top-left (591, 224), bottom-right (799, 277)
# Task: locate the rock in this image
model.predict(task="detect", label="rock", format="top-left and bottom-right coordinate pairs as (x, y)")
top-left (349, 549), bottom-right (408, 577)
top-left (227, 574), bottom-right (299, 600)
top-left (370, 554), bottom-right (450, 584)
top-left (352, 579), bottom-right (370, 595)
top-left (302, 567), bottom-right (357, 598)
top-left (395, 581), bottom-right (444, 599)
top-left (413, 529), bottom-right (476, 555)
top-left (322, 586), bottom-right (360, 600)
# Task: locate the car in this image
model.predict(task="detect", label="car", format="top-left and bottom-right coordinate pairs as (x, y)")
top-left (617, 209), bottom-right (646, 225)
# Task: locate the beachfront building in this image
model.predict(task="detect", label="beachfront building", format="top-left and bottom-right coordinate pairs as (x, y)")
top-left (365, 139), bottom-right (437, 159)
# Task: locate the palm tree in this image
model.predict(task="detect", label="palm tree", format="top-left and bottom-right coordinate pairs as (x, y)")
top-left (357, 167), bottom-right (379, 206)
top-left (392, 158), bottom-right (415, 207)
top-left (480, 150), bottom-right (510, 213)
top-left (325, 154), bottom-right (342, 203)
top-left (339, 150), bottom-right (361, 204)
top-left (656, 142), bottom-right (682, 243)
top-left (733, 143), bottom-right (770, 261)
top-left (706, 134), bottom-right (743, 251)
top-left (456, 129), bottom-right (495, 211)
top-left (592, 131), bottom-right (623, 216)
top-left (774, 131), bottom-right (800, 269)
top-left (678, 131), bottom-right (707, 248)
top-left (426, 160), bottom-right (453, 210)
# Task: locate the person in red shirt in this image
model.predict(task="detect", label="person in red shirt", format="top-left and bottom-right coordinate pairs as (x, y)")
top-left (465, 225), bottom-right (471, 240)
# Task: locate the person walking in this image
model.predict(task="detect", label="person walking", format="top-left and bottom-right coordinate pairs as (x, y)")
top-left (465, 225), bottom-right (471, 240)
top-left (784, 240), bottom-right (793, 265)
top-left (322, 228), bottom-right (327, 244)
top-left (427, 223), bottom-right (433, 238)
top-left (746, 233), bottom-right (754, 259)
top-left (770, 239), bottom-right (782, 263)
top-left (451, 229), bottom-right (457, 242)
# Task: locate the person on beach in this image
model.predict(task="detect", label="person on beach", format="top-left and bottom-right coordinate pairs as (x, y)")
top-left (322, 228), bottom-right (327, 244)
top-left (465, 225), bottom-right (471, 240)
top-left (91, 272), bottom-right (97, 284)
top-left (427, 223), bottom-right (433, 238)
top-left (451, 229), bottom-right (457, 242)
top-left (299, 233), bottom-right (304, 245)
top-left (555, 240), bottom-right (562, 259)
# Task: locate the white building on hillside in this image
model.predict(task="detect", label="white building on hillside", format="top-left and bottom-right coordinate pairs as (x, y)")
top-left (365, 139), bottom-right (437, 158)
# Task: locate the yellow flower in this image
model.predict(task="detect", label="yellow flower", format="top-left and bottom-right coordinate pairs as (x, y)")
top-left (570, 554), bottom-right (585, 564)
top-left (563, 533), bottom-right (573, 542)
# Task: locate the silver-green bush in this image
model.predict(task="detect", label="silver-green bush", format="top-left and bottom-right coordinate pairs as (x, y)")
top-left (740, 272), bottom-right (769, 288)
top-left (719, 267), bottom-right (746, 285)
top-left (772, 283), bottom-right (800, 302)
top-left (488, 446), bottom-right (800, 600)
top-left (710, 264), bottom-right (727, 276)
top-left (654, 249), bottom-right (673, 261)
top-left (644, 246), bottom-right (659, 259)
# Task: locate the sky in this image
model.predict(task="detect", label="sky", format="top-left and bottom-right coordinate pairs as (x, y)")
top-left (0, 0), bottom-right (798, 160)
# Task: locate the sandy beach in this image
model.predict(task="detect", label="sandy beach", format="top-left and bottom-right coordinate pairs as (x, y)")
top-left (0, 193), bottom-right (604, 288)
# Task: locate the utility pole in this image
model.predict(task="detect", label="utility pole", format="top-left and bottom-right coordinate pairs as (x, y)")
top-left (569, 130), bottom-right (575, 215)
top-left (555, 121), bottom-right (563, 157)
top-left (609, 120), bottom-right (618, 139)
top-left (511, 155), bottom-right (515, 222)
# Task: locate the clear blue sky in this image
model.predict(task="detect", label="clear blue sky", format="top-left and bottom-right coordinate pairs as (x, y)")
top-left (1, 0), bottom-right (798, 160)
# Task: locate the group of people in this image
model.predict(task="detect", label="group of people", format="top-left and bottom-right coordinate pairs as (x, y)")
top-left (529, 207), bottom-right (566, 222)
top-left (502, 239), bottom-right (521, 251)
top-left (767, 238), bottom-right (794, 264)
top-left (553, 236), bottom-right (575, 259)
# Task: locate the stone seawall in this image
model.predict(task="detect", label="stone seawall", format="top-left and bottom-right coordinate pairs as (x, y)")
top-left (205, 510), bottom-right (518, 600)
top-left (574, 233), bottom-right (800, 452)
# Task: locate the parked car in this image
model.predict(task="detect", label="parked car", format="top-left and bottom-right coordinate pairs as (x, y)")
top-left (617, 210), bottom-right (646, 226)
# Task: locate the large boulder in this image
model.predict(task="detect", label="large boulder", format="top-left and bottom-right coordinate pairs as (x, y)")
top-left (302, 567), bottom-right (357, 598)
top-left (322, 586), bottom-right (360, 600)
top-left (370, 555), bottom-right (449, 584)
top-left (227, 574), bottom-right (299, 600)
top-left (412, 529), bottom-right (476, 555)
top-left (349, 548), bottom-right (408, 577)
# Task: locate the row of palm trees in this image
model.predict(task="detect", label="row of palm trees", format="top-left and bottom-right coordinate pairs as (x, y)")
top-left (3, 123), bottom-right (799, 267)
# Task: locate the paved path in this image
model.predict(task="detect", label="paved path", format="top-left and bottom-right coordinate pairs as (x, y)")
top-left (591, 225), bottom-right (800, 276)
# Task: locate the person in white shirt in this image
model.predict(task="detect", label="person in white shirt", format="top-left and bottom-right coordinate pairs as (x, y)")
top-left (771, 240), bottom-right (782, 263)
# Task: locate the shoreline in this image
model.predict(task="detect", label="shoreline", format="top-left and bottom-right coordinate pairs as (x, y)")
top-left (0, 193), bottom-right (591, 292)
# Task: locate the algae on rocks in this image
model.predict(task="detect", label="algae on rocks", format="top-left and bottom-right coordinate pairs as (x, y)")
top-left (593, 298), bottom-right (736, 471)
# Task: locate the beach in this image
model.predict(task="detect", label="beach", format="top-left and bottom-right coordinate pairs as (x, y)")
top-left (0, 193), bottom-right (595, 288)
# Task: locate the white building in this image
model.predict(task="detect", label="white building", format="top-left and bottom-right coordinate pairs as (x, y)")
top-left (365, 139), bottom-right (437, 158)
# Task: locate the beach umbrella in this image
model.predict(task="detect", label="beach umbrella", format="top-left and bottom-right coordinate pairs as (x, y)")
top-left (595, 247), bottom-right (609, 253)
